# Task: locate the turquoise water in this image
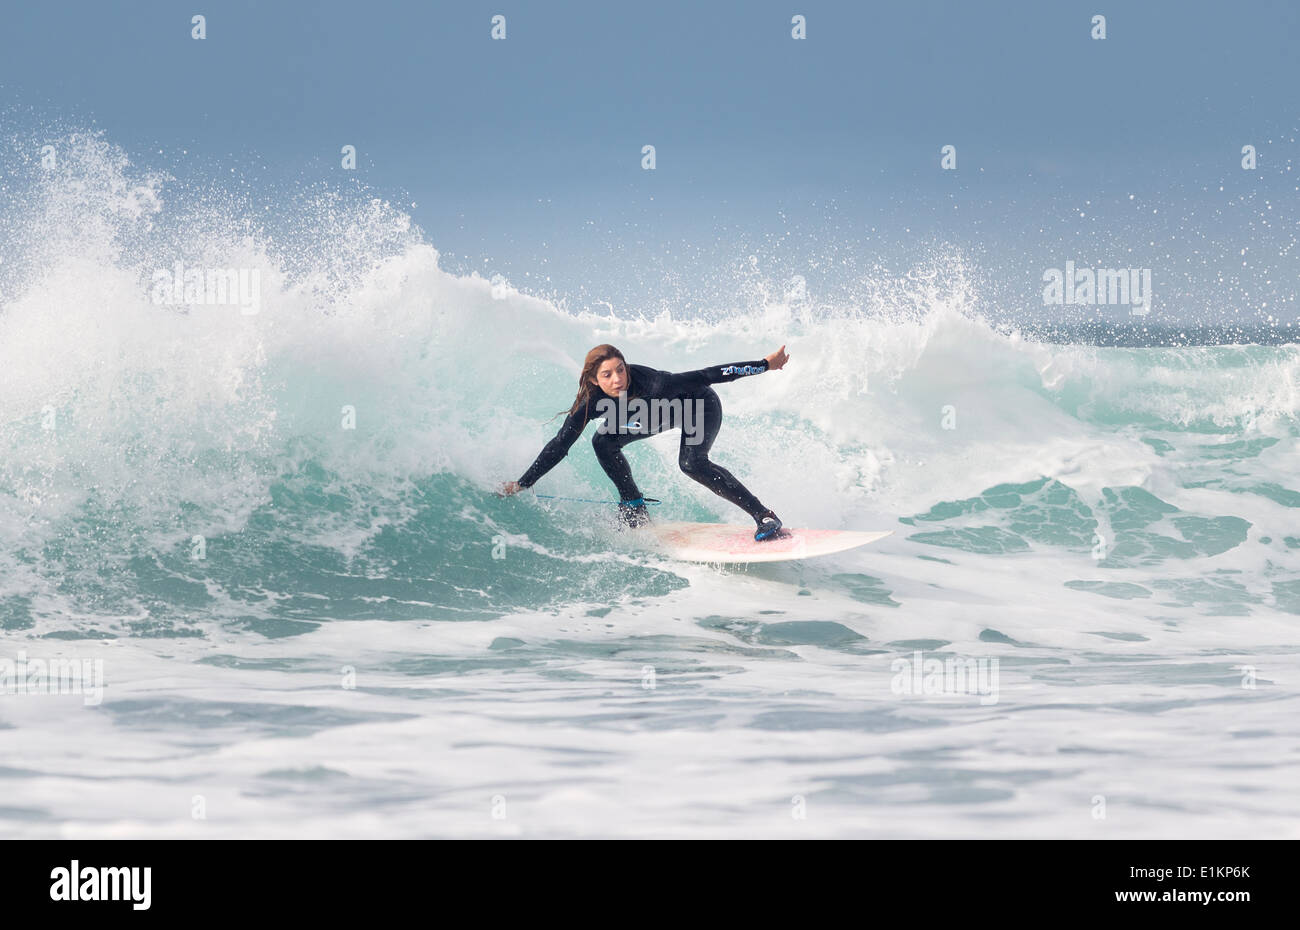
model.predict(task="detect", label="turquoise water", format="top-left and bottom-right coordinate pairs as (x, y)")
top-left (1, 134), bottom-right (1298, 838)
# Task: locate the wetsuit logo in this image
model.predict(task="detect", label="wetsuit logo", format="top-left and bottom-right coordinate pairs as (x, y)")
top-left (720, 365), bottom-right (763, 376)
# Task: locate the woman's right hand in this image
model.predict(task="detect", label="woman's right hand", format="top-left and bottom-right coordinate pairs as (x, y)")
top-left (497, 481), bottom-right (523, 497)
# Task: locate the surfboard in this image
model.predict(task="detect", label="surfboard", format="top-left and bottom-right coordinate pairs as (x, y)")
top-left (643, 522), bottom-right (892, 563)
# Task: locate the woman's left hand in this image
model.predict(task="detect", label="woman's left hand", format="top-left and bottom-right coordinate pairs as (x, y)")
top-left (765, 345), bottom-right (790, 371)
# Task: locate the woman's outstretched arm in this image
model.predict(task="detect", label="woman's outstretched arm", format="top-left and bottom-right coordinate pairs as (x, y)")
top-left (664, 345), bottom-right (790, 393)
top-left (499, 403), bottom-right (591, 495)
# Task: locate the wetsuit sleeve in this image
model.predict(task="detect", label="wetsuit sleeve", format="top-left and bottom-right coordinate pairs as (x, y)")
top-left (517, 405), bottom-right (590, 489)
top-left (663, 359), bottom-right (769, 393)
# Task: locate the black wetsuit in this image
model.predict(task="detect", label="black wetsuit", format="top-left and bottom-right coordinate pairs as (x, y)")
top-left (517, 359), bottom-right (773, 522)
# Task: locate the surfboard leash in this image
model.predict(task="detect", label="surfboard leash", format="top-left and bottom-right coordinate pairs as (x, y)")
top-left (534, 494), bottom-right (662, 506)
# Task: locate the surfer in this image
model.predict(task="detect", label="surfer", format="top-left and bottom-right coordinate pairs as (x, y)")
top-left (499, 344), bottom-right (791, 541)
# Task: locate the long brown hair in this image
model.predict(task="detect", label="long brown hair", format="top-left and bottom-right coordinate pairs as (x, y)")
top-left (551, 344), bottom-right (631, 422)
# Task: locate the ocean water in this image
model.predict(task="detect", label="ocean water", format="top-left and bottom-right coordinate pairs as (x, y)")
top-left (1, 134), bottom-right (1298, 838)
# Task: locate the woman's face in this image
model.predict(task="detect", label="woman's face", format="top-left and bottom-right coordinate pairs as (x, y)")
top-left (592, 358), bottom-right (627, 397)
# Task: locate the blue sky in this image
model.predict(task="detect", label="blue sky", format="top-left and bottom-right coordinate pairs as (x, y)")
top-left (3, 0), bottom-right (1297, 323)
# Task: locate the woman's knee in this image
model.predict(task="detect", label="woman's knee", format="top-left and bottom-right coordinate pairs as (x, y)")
top-left (592, 430), bottom-right (618, 459)
top-left (678, 449), bottom-right (707, 476)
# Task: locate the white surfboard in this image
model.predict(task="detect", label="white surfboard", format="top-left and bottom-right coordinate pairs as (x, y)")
top-left (643, 522), bottom-right (892, 563)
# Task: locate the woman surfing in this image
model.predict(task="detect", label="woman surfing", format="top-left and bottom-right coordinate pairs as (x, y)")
top-left (499, 344), bottom-right (791, 541)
